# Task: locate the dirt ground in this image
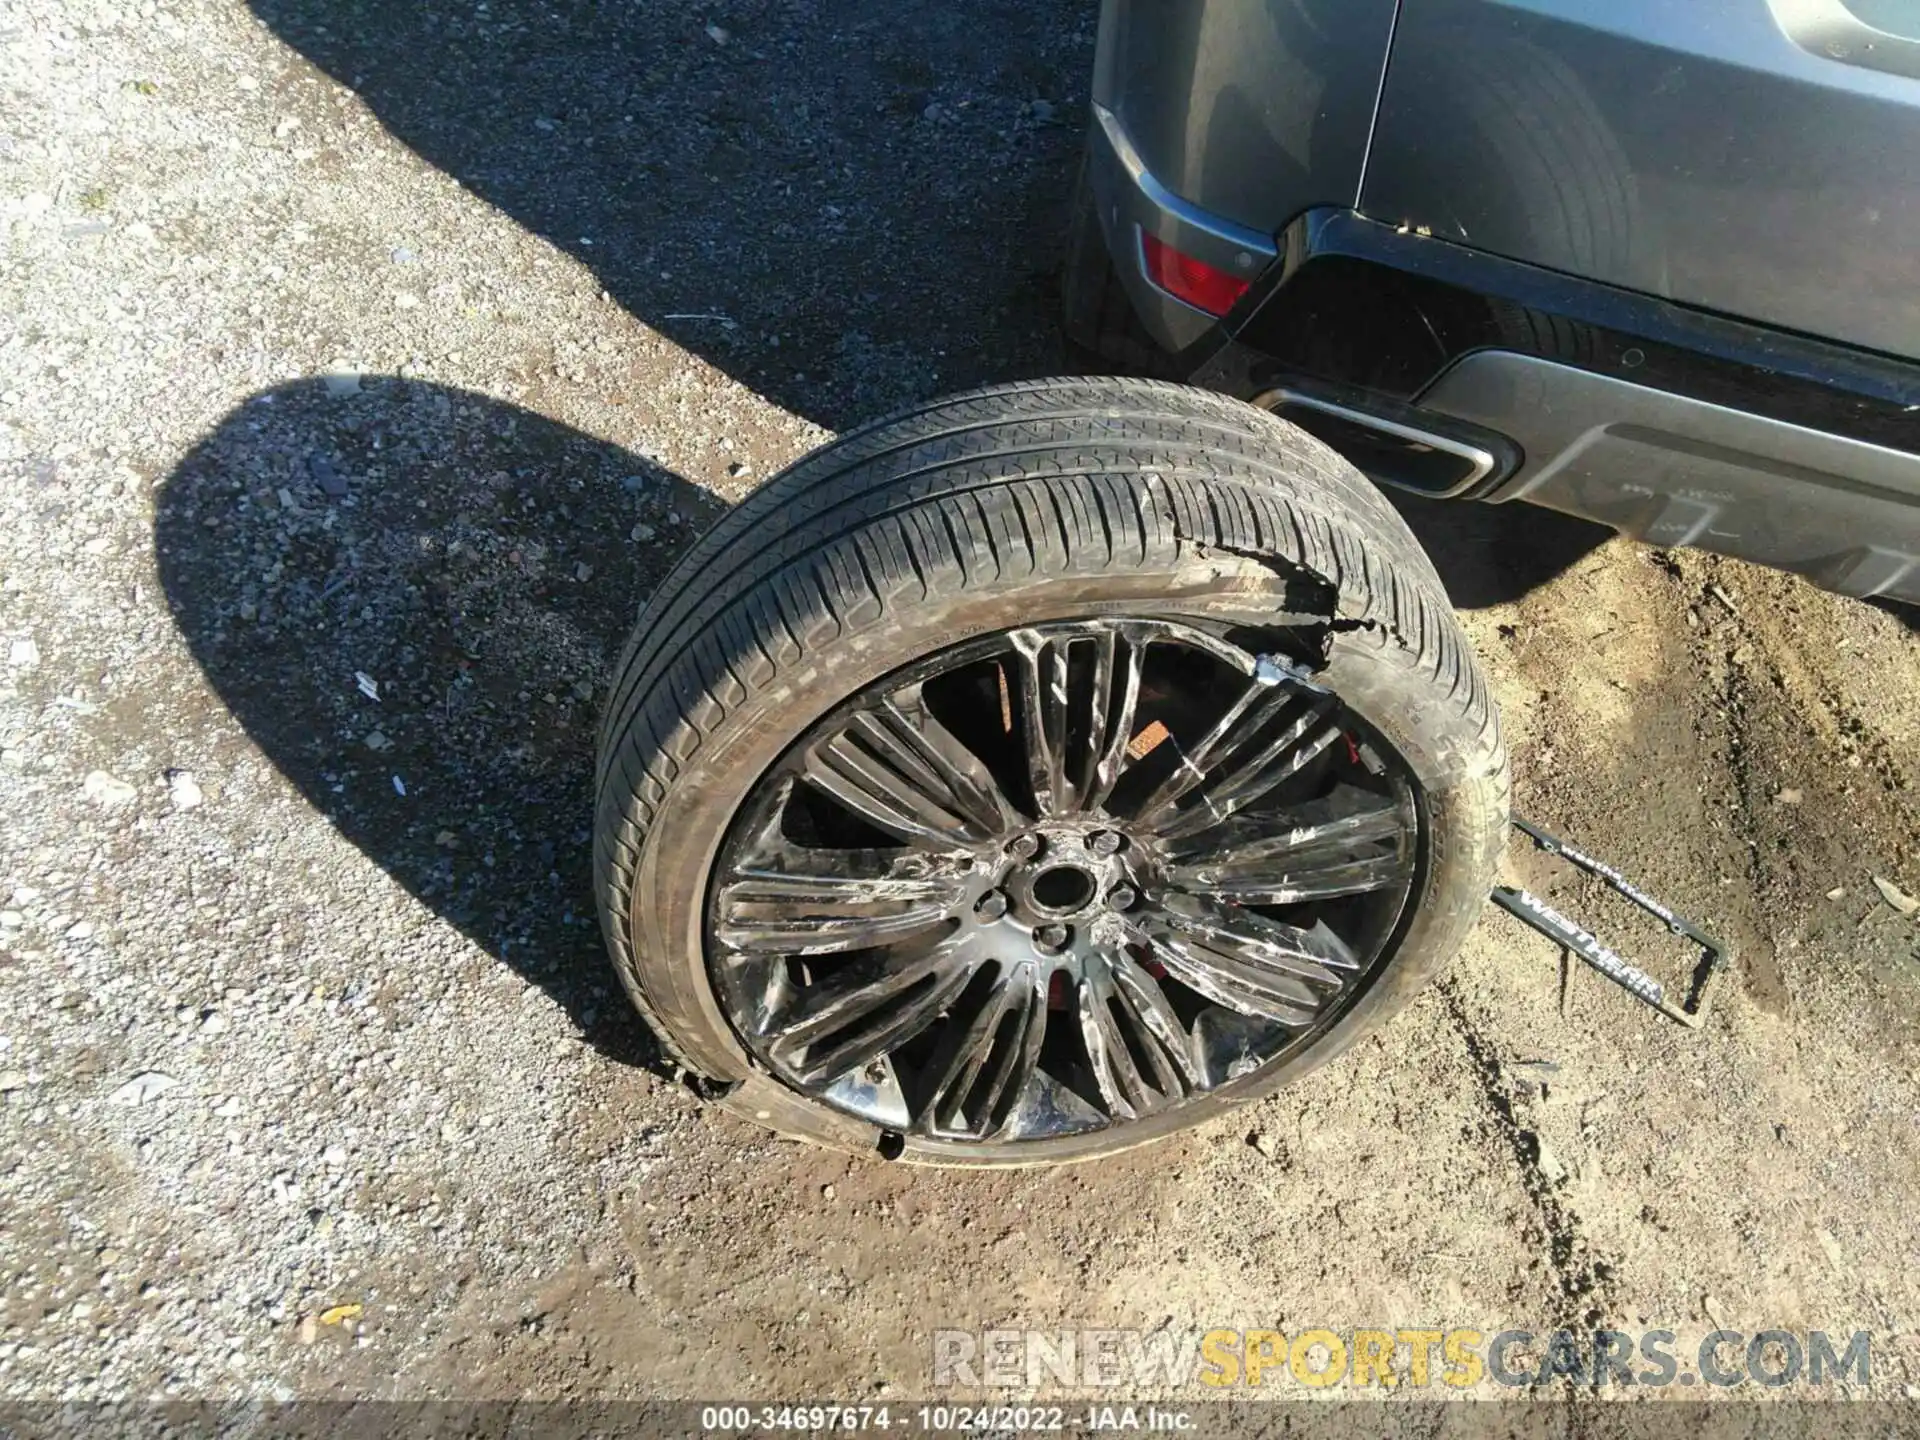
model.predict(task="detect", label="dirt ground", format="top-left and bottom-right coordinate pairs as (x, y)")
top-left (3, 0), bottom-right (1918, 1410)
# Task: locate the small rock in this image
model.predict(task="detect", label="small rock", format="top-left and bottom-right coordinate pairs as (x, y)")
top-left (922, 102), bottom-right (944, 122)
top-left (1826, 886), bottom-right (1847, 901)
top-left (705, 22), bottom-right (730, 45)
top-left (321, 1143), bottom-right (348, 1167)
top-left (296, 1314), bottom-right (318, 1346)
top-left (1247, 1130), bottom-right (1279, 1161)
top-left (1872, 875), bottom-right (1919, 917)
top-left (165, 769), bottom-right (203, 811)
top-left (200, 1010), bottom-right (228, 1035)
top-left (726, 460), bottom-right (750, 478)
top-left (821, 1183), bottom-right (835, 1200)
top-left (1703, 1293), bottom-right (1729, 1328)
top-left (320, 365), bottom-right (362, 398)
top-left (7, 637), bottom-right (38, 668)
top-left (1029, 98), bottom-right (1056, 123)
top-left (110, 1071), bottom-right (178, 1106)
top-left (629, 523), bottom-right (656, 542)
top-left (66, 920), bottom-right (94, 940)
top-left (1533, 1135), bottom-right (1569, 1185)
top-left (364, 730), bottom-right (391, 753)
top-left (83, 771), bottom-right (138, 807)
top-left (1773, 788), bottom-right (1802, 805)
top-left (0, 1071), bottom-right (29, 1093)
top-left (309, 452), bottom-right (348, 497)
top-left (573, 562), bottom-right (594, 583)
top-left (1815, 1226), bottom-right (1844, 1271)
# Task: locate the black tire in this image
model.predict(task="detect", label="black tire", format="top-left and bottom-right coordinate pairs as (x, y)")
top-left (594, 378), bottom-right (1507, 1166)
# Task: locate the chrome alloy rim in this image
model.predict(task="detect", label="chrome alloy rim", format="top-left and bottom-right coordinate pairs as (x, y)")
top-left (706, 619), bottom-right (1423, 1145)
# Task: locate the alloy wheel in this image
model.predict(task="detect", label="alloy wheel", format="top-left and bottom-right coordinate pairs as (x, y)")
top-left (707, 618), bottom-right (1423, 1146)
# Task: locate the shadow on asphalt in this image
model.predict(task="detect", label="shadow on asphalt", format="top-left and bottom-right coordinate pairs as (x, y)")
top-left (153, 378), bottom-right (723, 1072)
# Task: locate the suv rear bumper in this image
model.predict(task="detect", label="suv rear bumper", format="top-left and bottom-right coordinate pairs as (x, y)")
top-left (1425, 352), bottom-right (1920, 601)
top-left (1185, 209), bottom-right (1920, 604)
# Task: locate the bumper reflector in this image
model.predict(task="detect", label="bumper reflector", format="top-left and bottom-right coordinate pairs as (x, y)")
top-left (1140, 232), bottom-right (1250, 317)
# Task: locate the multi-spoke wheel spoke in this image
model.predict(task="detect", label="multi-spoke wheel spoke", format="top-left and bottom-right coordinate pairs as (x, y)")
top-left (1078, 948), bottom-right (1199, 1120)
top-left (715, 858), bottom-right (967, 955)
top-left (1139, 687), bottom-right (1343, 841)
top-left (762, 938), bottom-right (978, 1086)
top-left (1163, 785), bottom-right (1418, 902)
top-left (710, 618), bottom-right (1423, 1145)
top-left (800, 684), bottom-right (1015, 848)
top-left (923, 960), bottom-right (1049, 1139)
top-left (1009, 626), bottom-right (1146, 817)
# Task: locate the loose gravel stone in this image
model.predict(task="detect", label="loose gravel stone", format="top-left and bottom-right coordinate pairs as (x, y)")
top-left (81, 772), bottom-right (138, 807)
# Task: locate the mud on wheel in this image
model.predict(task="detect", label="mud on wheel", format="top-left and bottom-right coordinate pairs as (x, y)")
top-left (594, 379), bottom-right (1508, 1165)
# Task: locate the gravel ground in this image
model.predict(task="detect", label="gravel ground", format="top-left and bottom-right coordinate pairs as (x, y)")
top-left (4, 0), bottom-right (1920, 1408)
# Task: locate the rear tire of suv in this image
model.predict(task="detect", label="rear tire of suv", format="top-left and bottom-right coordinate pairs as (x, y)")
top-left (593, 378), bottom-right (1509, 1165)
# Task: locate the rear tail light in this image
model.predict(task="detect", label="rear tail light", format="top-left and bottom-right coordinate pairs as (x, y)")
top-left (1140, 231), bottom-right (1251, 317)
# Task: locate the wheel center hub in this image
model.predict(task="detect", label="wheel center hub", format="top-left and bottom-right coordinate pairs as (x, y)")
top-left (1027, 863), bottom-right (1098, 916)
top-left (986, 828), bottom-right (1142, 957)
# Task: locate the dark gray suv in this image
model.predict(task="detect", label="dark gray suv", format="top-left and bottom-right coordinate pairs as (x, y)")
top-left (1065, 0), bottom-right (1920, 604)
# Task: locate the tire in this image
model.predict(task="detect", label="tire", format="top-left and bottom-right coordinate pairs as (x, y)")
top-left (593, 377), bottom-right (1507, 1166)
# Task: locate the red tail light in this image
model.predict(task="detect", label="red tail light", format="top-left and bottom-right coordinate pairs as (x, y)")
top-left (1140, 232), bottom-right (1251, 317)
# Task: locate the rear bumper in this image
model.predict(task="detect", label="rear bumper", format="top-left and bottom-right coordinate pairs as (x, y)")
top-left (1188, 210), bottom-right (1920, 604)
top-left (1082, 102), bottom-right (1275, 355)
top-left (1424, 353), bottom-right (1920, 601)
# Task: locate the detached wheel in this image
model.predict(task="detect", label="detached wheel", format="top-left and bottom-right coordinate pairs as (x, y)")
top-left (594, 378), bottom-right (1507, 1165)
